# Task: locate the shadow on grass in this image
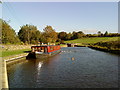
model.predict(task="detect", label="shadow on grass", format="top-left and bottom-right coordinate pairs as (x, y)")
top-left (24, 51), bottom-right (31, 53)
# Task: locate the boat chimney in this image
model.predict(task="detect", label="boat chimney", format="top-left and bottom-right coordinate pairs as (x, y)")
top-left (48, 42), bottom-right (49, 45)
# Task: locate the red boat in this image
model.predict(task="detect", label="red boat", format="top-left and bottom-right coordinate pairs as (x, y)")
top-left (26, 45), bottom-right (61, 59)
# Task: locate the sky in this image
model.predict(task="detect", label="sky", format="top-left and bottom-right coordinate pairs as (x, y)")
top-left (2, 2), bottom-right (118, 34)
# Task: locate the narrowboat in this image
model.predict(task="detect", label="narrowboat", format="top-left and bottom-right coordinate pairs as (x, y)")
top-left (26, 45), bottom-right (61, 59)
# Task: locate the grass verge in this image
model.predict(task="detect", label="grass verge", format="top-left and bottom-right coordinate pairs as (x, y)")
top-left (65, 37), bottom-right (119, 45)
top-left (64, 37), bottom-right (120, 54)
top-left (1, 49), bottom-right (31, 57)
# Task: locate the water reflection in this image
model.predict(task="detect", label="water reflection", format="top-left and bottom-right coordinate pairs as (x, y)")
top-left (8, 47), bottom-right (119, 88)
top-left (35, 60), bottom-right (43, 84)
top-left (37, 61), bottom-right (43, 75)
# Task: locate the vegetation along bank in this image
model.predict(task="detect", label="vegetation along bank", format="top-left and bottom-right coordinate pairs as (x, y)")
top-left (65, 37), bottom-right (120, 55)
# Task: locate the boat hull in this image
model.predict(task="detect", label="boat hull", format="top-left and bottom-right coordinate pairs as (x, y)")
top-left (26, 50), bottom-right (61, 59)
top-left (36, 50), bottom-right (61, 59)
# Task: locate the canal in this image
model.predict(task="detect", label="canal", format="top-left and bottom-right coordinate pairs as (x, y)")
top-left (7, 47), bottom-right (119, 88)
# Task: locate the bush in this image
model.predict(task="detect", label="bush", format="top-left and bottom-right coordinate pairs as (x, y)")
top-left (60, 40), bottom-right (65, 44)
top-left (93, 40), bottom-right (120, 50)
top-left (31, 40), bottom-right (37, 44)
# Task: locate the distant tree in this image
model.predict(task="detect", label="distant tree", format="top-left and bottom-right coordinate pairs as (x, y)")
top-left (74, 33), bottom-right (79, 39)
top-left (1, 19), bottom-right (20, 44)
top-left (93, 34), bottom-right (98, 37)
top-left (71, 31), bottom-right (77, 39)
top-left (78, 31), bottom-right (84, 34)
top-left (104, 31), bottom-right (109, 37)
top-left (101, 33), bottom-right (104, 37)
top-left (30, 29), bottom-right (41, 44)
top-left (86, 34), bottom-right (98, 37)
top-left (86, 34), bottom-right (91, 37)
top-left (77, 31), bottom-right (85, 38)
top-left (97, 31), bottom-right (102, 37)
top-left (65, 32), bottom-right (72, 40)
top-left (71, 31), bottom-right (85, 39)
top-left (58, 32), bottom-right (67, 40)
top-left (109, 33), bottom-right (120, 37)
top-left (43, 25), bottom-right (57, 43)
top-left (18, 24), bottom-right (41, 44)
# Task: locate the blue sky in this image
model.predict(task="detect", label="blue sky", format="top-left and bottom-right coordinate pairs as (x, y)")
top-left (2, 2), bottom-right (118, 34)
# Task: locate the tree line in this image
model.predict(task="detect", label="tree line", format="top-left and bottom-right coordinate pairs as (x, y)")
top-left (1, 19), bottom-right (120, 44)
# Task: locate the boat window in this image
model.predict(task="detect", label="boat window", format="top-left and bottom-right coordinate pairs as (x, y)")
top-left (31, 47), bottom-right (35, 52)
top-left (50, 46), bottom-right (54, 50)
top-left (41, 50), bottom-right (44, 52)
top-left (38, 47), bottom-right (41, 52)
top-left (34, 47), bottom-right (37, 52)
top-left (44, 47), bottom-right (47, 53)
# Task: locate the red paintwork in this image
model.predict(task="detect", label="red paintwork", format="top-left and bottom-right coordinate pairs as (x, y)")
top-left (31, 45), bottom-right (60, 53)
top-left (47, 45), bottom-right (60, 53)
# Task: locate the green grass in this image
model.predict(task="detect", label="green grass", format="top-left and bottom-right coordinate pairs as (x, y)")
top-left (1, 49), bottom-right (30, 57)
top-left (60, 44), bottom-right (66, 46)
top-left (64, 37), bottom-right (120, 53)
top-left (65, 37), bottom-right (119, 45)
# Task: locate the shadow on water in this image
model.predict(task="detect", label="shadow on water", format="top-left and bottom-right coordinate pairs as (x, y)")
top-left (88, 47), bottom-right (120, 56)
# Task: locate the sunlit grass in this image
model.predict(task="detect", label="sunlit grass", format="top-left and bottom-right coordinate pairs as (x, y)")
top-left (65, 37), bottom-right (119, 44)
top-left (1, 49), bottom-right (30, 57)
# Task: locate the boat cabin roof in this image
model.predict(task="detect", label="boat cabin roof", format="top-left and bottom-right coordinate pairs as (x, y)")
top-left (31, 45), bottom-right (60, 47)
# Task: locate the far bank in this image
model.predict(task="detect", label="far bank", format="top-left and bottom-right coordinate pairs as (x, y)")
top-left (64, 37), bottom-right (120, 55)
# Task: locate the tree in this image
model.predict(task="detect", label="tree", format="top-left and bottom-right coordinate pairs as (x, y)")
top-left (71, 31), bottom-right (77, 39)
top-left (104, 31), bottom-right (109, 37)
top-left (97, 31), bottom-right (102, 37)
top-left (1, 19), bottom-right (20, 44)
top-left (43, 25), bottom-right (57, 43)
top-left (77, 31), bottom-right (85, 38)
top-left (18, 24), bottom-right (41, 44)
top-left (71, 31), bottom-right (85, 39)
top-left (58, 32), bottom-right (67, 40)
top-left (65, 32), bottom-right (72, 40)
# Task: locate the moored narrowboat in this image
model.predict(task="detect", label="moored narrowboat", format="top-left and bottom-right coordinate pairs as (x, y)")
top-left (26, 45), bottom-right (61, 59)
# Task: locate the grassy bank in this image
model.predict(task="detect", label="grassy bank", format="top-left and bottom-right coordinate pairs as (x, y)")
top-left (93, 40), bottom-right (120, 50)
top-left (1, 49), bottom-right (30, 57)
top-left (88, 45), bottom-right (120, 55)
top-left (88, 39), bottom-right (120, 55)
top-left (1, 45), bottom-right (32, 57)
top-left (65, 37), bottom-right (119, 45)
top-left (64, 37), bottom-right (120, 54)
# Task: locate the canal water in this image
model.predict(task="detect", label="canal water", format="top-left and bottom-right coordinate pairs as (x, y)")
top-left (7, 47), bottom-right (119, 88)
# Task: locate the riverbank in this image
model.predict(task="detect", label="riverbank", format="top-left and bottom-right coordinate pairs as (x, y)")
top-left (88, 45), bottom-right (120, 55)
top-left (1, 45), bottom-right (32, 89)
top-left (2, 49), bottom-right (30, 57)
top-left (2, 58), bottom-right (8, 89)
top-left (76, 44), bottom-right (120, 55)
top-left (88, 40), bottom-right (120, 55)
top-left (1, 53), bottom-right (29, 89)
top-left (64, 37), bottom-right (120, 55)
top-left (1, 45), bottom-right (31, 57)
top-left (65, 37), bottom-right (119, 44)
